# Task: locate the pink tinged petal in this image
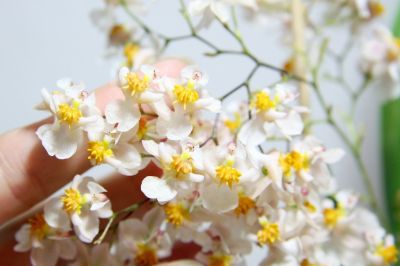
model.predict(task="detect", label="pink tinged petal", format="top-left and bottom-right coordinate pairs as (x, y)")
top-left (71, 211), bottom-right (99, 243)
top-left (44, 198), bottom-right (71, 231)
top-left (105, 100), bottom-right (141, 132)
top-left (36, 123), bottom-right (81, 159)
top-left (141, 176), bottom-right (177, 203)
top-left (142, 140), bottom-right (160, 157)
top-left (275, 111), bottom-right (304, 137)
top-left (58, 239), bottom-right (77, 260)
top-left (201, 183), bottom-right (238, 213)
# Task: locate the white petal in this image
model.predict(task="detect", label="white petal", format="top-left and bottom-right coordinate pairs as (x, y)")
top-left (238, 119), bottom-right (266, 146)
top-left (44, 198), bottom-right (71, 231)
top-left (142, 140), bottom-right (160, 157)
top-left (107, 143), bottom-right (142, 175)
top-left (141, 176), bottom-right (177, 203)
top-left (118, 219), bottom-right (148, 242)
top-left (71, 210), bottom-right (99, 243)
top-left (36, 123), bottom-right (81, 159)
top-left (156, 260), bottom-right (202, 266)
top-left (14, 224), bottom-right (32, 252)
top-left (210, 1), bottom-right (230, 23)
top-left (189, 173), bottom-right (204, 182)
top-left (188, 0), bottom-right (210, 16)
top-left (31, 242), bottom-right (59, 266)
top-left (58, 239), bottom-right (77, 260)
top-left (319, 148), bottom-right (345, 164)
top-left (96, 201), bottom-right (113, 218)
top-left (88, 181), bottom-right (107, 194)
top-left (201, 183), bottom-right (238, 213)
top-left (165, 112), bottom-right (193, 140)
top-left (105, 100), bottom-right (140, 132)
top-left (275, 111), bottom-right (304, 137)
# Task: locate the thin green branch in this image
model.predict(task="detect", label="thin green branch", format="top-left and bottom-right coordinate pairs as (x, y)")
top-left (94, 199), bottom-right (148, 245)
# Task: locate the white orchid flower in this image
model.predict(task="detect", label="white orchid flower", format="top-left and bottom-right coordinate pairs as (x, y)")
top-left (115, 207), bottom-right (172, 265)
top-left (44, 175), bottom-right (112, 243)
top-left (36, 80), bottom-right (104, 159)
top-left (141, 140), bottom-right (205, 203)
top-left (14, 213), bottom-right (76, 266)
top-left (156, 66), bottom-right (221, 140)
top-left (87, 127), bottom-right (145, 176)
top-left (238, 84), bottom-right (306, 146)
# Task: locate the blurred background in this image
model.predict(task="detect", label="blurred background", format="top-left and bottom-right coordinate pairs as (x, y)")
top-left (0, 0), bottom-right (398, 263)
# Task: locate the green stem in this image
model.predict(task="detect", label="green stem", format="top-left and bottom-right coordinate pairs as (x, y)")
top-left (94, 199), bottom-right (148, 245)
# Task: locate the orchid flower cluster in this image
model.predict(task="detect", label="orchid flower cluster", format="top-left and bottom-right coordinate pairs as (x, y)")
top-left (13, 0), bottom-right (400, 265)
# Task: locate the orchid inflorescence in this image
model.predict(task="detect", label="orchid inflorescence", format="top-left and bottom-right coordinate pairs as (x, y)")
top-left (13, 0), bottom-right (400, 265)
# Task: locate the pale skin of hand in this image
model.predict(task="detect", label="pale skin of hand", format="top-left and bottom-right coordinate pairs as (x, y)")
top-left (0, 59), bottom-right (199, 265)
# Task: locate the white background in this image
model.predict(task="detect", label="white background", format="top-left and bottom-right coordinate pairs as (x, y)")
top-left (0, 0), bottom-right (398, 264)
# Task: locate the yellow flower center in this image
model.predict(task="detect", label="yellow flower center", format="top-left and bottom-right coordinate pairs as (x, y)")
top-left (87, 140), bottom-right (113, 165)
top-left (368, 2), bottom-right (385, 17)
top-left (251, 91), bottom-right (278, 112)
top-left (303, 201), bottom-right (317, 213)
top-left (134, 243), bottom-right (158, 266)
top-left (57, 101), bottom-right (82, 126)
top-left (283, 57), bottom-right (296, 74)
top-left (323, 207), bottom-right (345, 228)
top-left (173, 81), bottom-right (199, 109)
top-left (108, 24), bottom-right (131, 46)
top-left (234, 194), bottom-right (256, 216)
top-left (123, 72), bottom-right (149, 96)
top-left (300, 259), bottom-right (317, 266)
top-left (137, 117), bottom-right (148, 140)
top-left (124, 42), bottom-right (140, 68)
top-left (61, 188), bottom-right (86, 215)
top-left (170, 152), bottom-right (194, 179)
top-left (28, 213), bottom-right (49, 240)
top-left (208, 254), bottom-right (232, 266)
top-left (215, 161), bottom-right (241, 188)
top-left (224, 112), bottom-right (241, 133)
top-left (376, 245), bottom-right (398, 265)
top-left (164, 203), bottom-right (189, 227)
top-left (257, 220), bottom-right (280, 246)
top-left (279, 151), bottom-right (309, 177)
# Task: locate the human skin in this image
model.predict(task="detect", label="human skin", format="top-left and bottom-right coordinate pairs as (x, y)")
top-left (0, 58), bottom-right (199, 265)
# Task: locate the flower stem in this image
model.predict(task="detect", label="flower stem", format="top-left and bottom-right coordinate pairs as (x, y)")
top-left (94, 199), bottom-right (148, 245)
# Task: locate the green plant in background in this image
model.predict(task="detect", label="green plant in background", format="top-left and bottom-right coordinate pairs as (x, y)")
top-left (382, 3), bottom-right (400, 262)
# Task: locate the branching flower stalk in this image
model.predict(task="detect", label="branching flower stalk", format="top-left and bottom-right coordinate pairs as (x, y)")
top-left (119, 0), bottom-right (381, 220)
